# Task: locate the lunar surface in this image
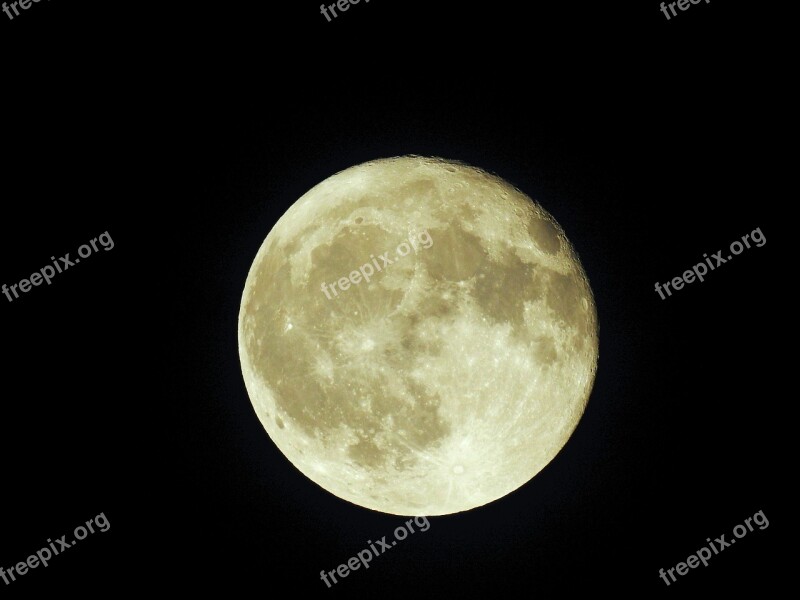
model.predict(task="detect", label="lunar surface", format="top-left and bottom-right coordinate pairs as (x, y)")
top-left (238, 156), bottom-right (598, 516)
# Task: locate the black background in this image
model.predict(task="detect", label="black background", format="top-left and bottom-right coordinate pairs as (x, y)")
top-left (0, 0), bottom-right (785, 596)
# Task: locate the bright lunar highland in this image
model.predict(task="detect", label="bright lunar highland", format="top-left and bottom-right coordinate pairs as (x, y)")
top-left (239, 156), bottom-right (598, 516)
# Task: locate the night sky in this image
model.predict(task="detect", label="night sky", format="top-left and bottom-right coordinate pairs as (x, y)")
top-left (0, 0), bottom-right (783, 596)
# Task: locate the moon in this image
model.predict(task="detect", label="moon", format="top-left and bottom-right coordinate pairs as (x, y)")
top-left (238, 156), bottom-right (598, 516)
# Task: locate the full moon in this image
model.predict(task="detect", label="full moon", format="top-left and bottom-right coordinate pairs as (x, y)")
top-left (238, 156), bottom-right (598, 516)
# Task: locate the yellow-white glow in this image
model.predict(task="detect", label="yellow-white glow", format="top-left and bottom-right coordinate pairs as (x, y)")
top-left (238, 156), bottom-right (598, 516)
